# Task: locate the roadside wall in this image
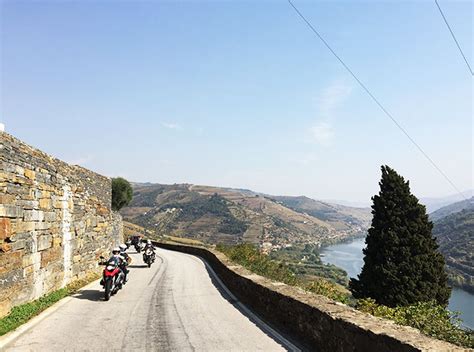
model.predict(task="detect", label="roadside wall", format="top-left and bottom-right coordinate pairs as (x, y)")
top-left (156, 242), bottom-right (463, 352)
top-left (0, 133), bottom-right (123, 317)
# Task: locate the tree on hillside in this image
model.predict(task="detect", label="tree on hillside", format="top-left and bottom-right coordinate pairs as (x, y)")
top-left (349, 166), bottom-right (451, 307)
top-left (112, 177), bottom-right (133, 211)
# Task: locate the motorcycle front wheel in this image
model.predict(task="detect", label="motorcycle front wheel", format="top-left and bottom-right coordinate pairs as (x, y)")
top-left (104, 279), bottom-right (112, 301)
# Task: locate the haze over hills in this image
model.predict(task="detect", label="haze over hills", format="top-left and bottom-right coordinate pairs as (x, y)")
top-left (420, 190), bottom-right (474, 213)
top-left (121, 183), bottom-right (371, 250)
top-left (429, 197), bottom-right (474, 222)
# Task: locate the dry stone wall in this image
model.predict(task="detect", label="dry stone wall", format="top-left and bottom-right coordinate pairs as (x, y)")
top-left (0, 132), bottom-right (123, 317)
top-left (156, 242), bottom-right (465, 352)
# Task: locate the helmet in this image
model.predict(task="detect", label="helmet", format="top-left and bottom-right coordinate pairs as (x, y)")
top-left (147, 240), bottom-right (151, 245)
top-left (119, 244), bottom-right (127, 251)
top-left (112, 247), bottom-right (120, 254)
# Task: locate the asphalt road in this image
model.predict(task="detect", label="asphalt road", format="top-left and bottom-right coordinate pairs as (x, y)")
top-left (3, 248), bottom-right (294, 351)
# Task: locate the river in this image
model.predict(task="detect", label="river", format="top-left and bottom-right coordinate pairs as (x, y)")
top-left (320, 237), bottom-right (474, 330)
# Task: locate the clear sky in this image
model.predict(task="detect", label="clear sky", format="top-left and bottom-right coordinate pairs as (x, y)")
top-left (1, 0), bottom-right (472, 204)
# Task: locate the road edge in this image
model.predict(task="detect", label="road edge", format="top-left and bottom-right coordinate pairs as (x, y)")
top-left (197, 255), bottom-right (302, 351)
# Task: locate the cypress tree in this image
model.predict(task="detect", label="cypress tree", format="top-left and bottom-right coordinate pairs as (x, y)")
top-left (349, 166), bottom-right (451, 307)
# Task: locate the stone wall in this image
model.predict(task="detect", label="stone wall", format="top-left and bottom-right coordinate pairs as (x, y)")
top-left (156, 242), bottom-right (463, 352)
top-left (0, 132), bottom-right (123, 317)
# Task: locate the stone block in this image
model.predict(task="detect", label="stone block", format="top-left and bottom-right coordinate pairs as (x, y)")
top-left (0, 194), bottom-right (15, 204)
top-left (35, 222), bottom-right (51, 230)
top-left (24, 169), bottom-right (35, 180)
top-left (24, 210), bottom-right (44, 222)
top-left (22, 253), bottom-right (40, 267)
top-left (11, 239), bottom-right (26, 251)
top-left (10, 232), bottom-right (31, 241)
top-left (0, 205), bottom-right (23, 218)
top-left (97, 206), bottom-right (109, 216)
top-left (37, 234), bottom-right (52, 251)
top-left (7, 183), bottom-right (31, 195)
top-left (52, 237), bottom-right (62, 247)
top-left (40, 246), bottom-right (61, 268)
top-left (44, 212), bottom-right (57, 222)
top-left (23, 265), bottom-right (35, 276)
top-left (39, 199), bottom-right (52, 210)
top-left (0, 300), bottom-right (11, 317)
top-left (17, 221), bottom-right (35, 232)
top-left (15, 165), bottom-right (24, 176)
top-left (0, 251), bottom-right (21, 273)
top-left (40, 191), bottom-right (51, 199)
top-left (0, 218), bottom-right (11, 240)
top-left (16, 200), bottom-right (39, 210)
top-left (0, 242), bottom-right (12, 253)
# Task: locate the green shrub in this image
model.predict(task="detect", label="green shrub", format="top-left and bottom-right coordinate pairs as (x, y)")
top-left (357, 298), bottom-right (474, 348)
top-left (112, 177), bottom-right (133, 211)
top-left (216, 243), bottom-right (349, 303)
top-left (304, 280), bottom-right (349, 304)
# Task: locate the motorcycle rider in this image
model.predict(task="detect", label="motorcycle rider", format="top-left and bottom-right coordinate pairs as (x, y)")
top-left (143, 240), bottom-right (156, 263)
top-left (100, 247), bottom-right (125, 287)
top-left (143, 240), bottom-right (156, 251)
top-left (119, 244), bottom-right (131, 283)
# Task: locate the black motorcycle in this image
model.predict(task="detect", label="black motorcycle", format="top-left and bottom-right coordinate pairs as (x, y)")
top-left (143, 248), bottom-right (155, 268)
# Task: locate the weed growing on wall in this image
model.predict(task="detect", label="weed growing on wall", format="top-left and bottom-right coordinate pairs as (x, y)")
top-left (357, 298), bottom-right (474, 348)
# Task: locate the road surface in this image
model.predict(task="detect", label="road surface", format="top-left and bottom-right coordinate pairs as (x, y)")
top-left (3, 248), bottom-right (294, 351)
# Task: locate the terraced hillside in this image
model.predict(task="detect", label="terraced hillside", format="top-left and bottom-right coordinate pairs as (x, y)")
top-left (121, 183), bottom-right (371, 249)
top-left (432, 206), bottom-right (474, 293)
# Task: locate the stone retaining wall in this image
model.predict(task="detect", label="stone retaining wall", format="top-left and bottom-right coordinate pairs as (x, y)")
top-left (156, 242), bottom-right (464, 352)
top-left (0, 133), bottom-right (123, 317)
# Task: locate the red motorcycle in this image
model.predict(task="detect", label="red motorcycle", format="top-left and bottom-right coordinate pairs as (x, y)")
top-left (100, 257), bottom-right (124, 301)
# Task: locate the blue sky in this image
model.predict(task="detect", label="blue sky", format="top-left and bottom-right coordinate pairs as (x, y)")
top-left (1, 0), bottom-right (472, 204)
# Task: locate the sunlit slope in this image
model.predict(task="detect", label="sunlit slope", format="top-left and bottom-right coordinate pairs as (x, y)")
top-left (121, 183), bottom-right (370, 246)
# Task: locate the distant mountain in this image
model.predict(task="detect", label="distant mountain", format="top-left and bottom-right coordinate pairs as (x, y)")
top-left (420, 190), bottom-right (473, 213)
top-left (430, 197), bottom-right (474, 222)
top-left (121, 183), bottom-right (371, 248)
top-left (432, 204), bottom-right (474, 293)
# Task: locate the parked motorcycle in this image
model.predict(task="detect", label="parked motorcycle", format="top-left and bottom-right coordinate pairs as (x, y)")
top-left (100, 256), bottom-right (124, 301)
top-left (143, 248), bottom-right (155, 268)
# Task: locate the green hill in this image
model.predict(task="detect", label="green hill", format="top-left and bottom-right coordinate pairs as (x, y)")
top-left (433, 208), bottom-right (474, 293)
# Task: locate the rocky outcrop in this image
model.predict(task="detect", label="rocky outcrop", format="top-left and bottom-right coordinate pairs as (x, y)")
top-left (0, 133), bottom-right (123, 317)
top-left (156, 242), bottom-right (465, 352)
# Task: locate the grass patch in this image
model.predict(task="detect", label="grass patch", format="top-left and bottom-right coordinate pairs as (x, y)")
top-left (0, 272), bottom-right (100, 336)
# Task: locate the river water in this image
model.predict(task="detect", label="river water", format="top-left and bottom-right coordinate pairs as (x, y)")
top-left (320, 237), bottom-right (474, 329)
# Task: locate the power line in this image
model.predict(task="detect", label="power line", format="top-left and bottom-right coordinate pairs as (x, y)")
top-left (434, 0), bottom-right (474, 76)
top-left (286, 0), bottom-right (467, 201)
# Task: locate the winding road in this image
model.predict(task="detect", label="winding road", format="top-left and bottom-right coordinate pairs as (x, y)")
top-left (2, 248), bottom-right (296, 351)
